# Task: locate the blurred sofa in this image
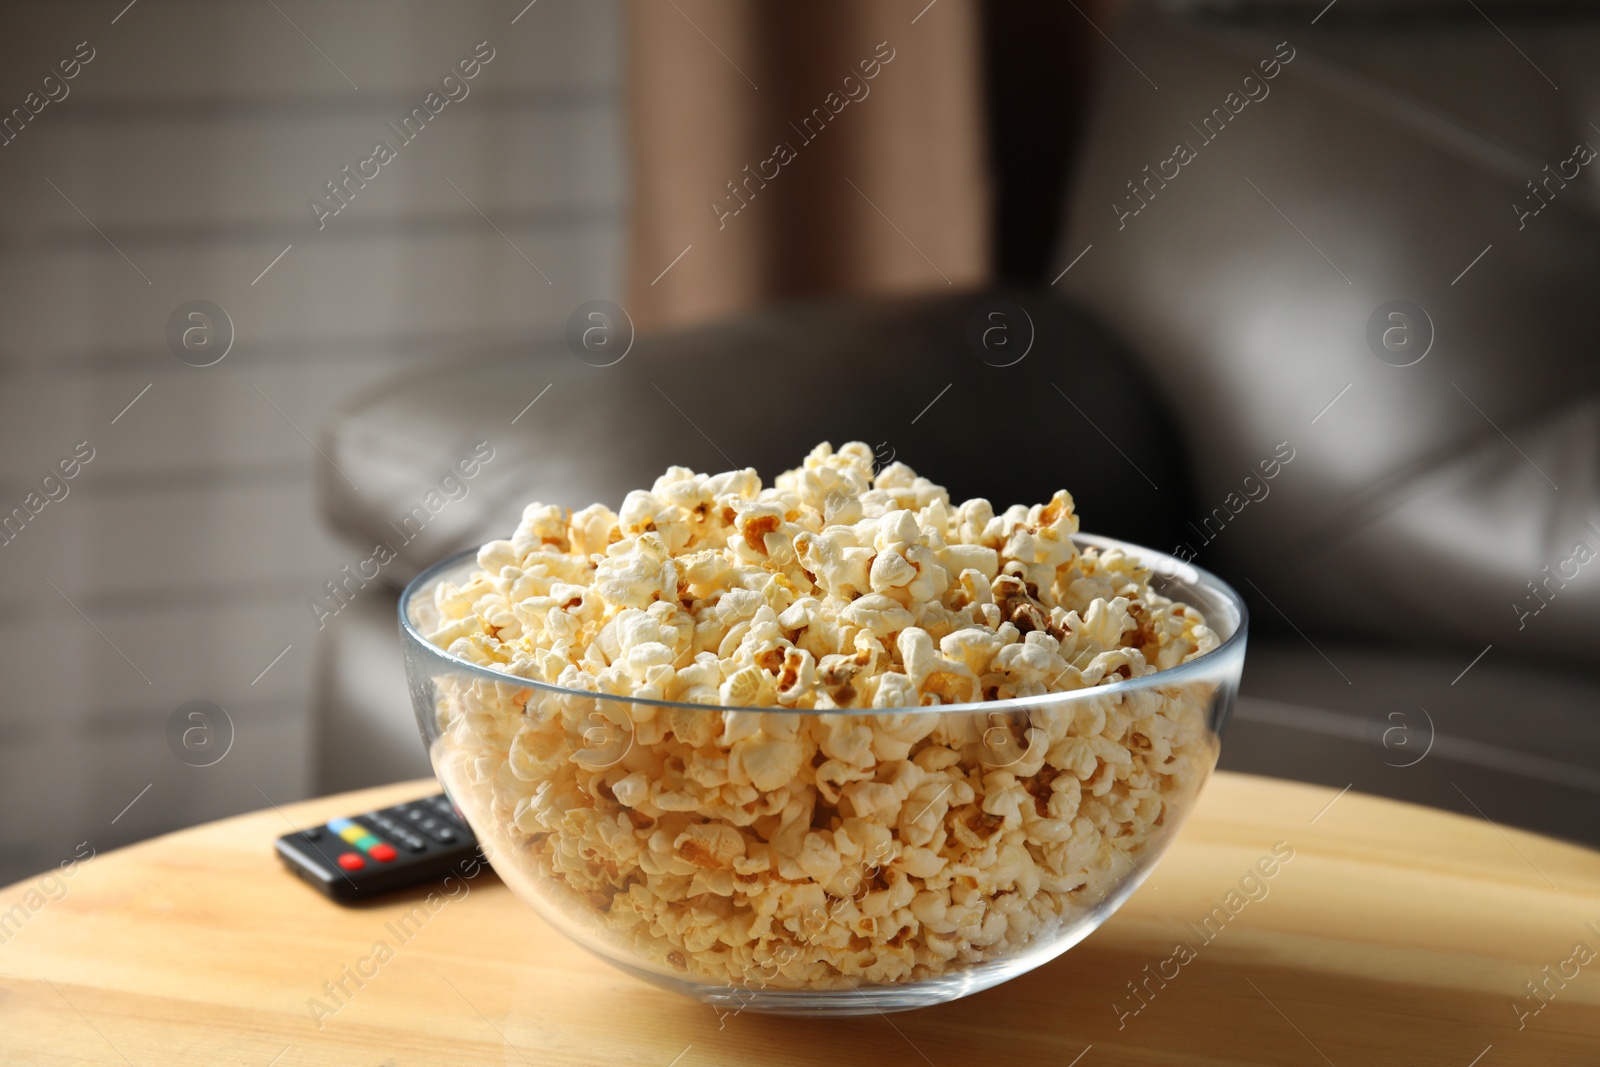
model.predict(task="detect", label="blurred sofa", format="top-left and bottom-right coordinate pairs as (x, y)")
top-left (315, 0), bottom-right (1600, 846)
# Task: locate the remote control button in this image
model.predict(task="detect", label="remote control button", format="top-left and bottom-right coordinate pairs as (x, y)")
top-left (301, 827), bottom-right (323, 841)
top-left (355, 833), bottom-right (382, 851)
top-left (369, 843), bottom-right (398, 862)
top-left (420, 817), bottom-right (441, 832)
top-left (404, 807), bottom-right (425, 821)
top-left (430, 827), bottom-right (458, 844)
top-left (337, 853), bottom-right (365, 871)
top-left (401, 836), bottom-right (427, 852)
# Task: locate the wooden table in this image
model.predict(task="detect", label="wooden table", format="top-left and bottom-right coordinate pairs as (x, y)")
top-left (3, 773), bottom-right (1597, 1066)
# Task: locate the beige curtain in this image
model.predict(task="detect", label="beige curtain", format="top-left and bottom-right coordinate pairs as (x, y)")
top-left (626, 0), bottom-right (990, 329)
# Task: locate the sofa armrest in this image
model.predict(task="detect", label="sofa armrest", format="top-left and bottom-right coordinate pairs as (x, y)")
top-left (317, 291), bottom-right (1194, 585)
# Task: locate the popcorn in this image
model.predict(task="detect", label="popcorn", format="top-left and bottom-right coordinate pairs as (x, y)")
top-left (425, 443), bottom-right (1222, 992)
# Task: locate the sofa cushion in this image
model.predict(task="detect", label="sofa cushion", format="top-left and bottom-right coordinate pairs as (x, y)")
top-left (1225, 639), bottom-right (1600, 848)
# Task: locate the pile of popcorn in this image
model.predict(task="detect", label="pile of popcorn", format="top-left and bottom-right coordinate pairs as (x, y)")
top-left (422, 443), bottom-right (1221, 989)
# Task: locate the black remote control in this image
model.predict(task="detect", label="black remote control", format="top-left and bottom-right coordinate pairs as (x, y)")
top-left (275, 792), bottom-right (484, 903)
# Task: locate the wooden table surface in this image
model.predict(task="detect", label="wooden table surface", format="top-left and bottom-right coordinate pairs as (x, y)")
top-left (3, 772), bottom-right (1598, 1066)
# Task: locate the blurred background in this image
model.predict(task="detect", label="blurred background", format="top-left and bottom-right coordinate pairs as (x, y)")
top-left (1, 0), bottom-right (1597, 886)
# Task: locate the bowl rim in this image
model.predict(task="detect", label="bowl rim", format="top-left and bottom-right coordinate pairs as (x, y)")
top-left (398, 531), bottom-right (1249, 717)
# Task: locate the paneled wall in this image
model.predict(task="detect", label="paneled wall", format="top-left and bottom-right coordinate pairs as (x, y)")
top-left (0, 0), bottom-right (624, 884)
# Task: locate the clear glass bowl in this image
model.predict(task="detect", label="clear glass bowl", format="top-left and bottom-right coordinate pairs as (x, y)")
top-left (399, 533), bottom-right (1246, 1015)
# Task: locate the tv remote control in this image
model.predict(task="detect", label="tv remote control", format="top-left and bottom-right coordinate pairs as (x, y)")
top-left (275, 792), bottom-right (484, 903)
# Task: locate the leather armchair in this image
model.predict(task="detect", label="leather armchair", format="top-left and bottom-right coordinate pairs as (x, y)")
top-left (314, 0), bottom-right (1600, 846)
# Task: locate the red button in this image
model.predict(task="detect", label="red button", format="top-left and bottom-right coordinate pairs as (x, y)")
top-left (337, 853), bottom-right (365, 871)
top-left (369, 843), bottom-right (397, 862)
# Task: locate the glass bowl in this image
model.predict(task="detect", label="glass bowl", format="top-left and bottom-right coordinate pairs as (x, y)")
top-left (399, 533), bottom-right (1246, 1015)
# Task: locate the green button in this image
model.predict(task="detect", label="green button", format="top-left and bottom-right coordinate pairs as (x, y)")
top-left (355, 834), bottom-right (381, 851)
